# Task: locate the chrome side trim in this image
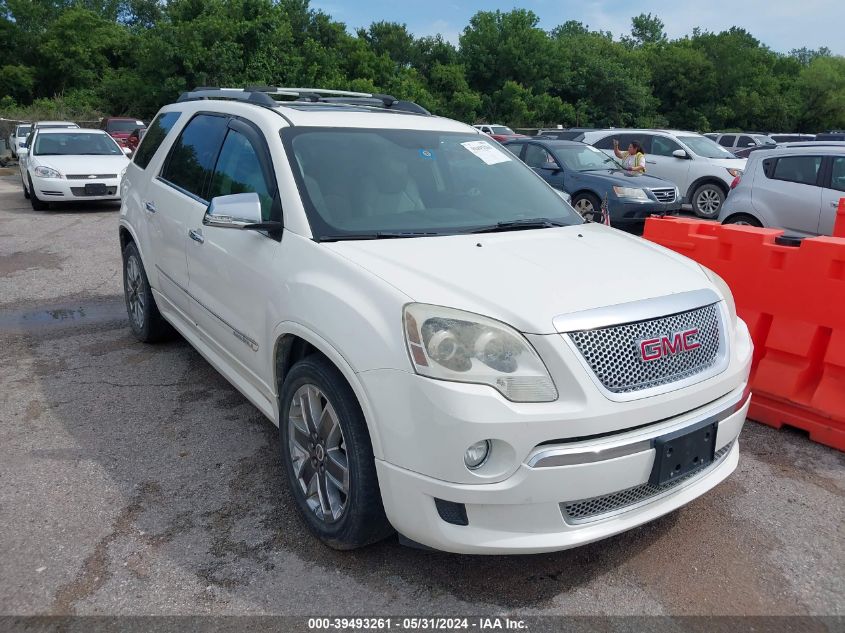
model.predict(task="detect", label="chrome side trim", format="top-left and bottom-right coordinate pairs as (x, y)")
top-left (552, 288), bottom-right (721, 333)
top-left (526, 389), bottom-right (749, 468)
top-left (154, 265), bottom-right (259, 352)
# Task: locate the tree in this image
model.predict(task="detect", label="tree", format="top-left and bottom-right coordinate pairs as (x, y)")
top-left (629, 13), bottom-right (666, 46)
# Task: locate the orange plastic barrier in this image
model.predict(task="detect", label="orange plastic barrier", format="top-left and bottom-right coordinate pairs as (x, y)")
top-left (643, 199), bottom-right (845, 452)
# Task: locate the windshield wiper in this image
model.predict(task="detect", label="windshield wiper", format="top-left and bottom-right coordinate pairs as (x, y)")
top-left (465, 218), bottom-right (569, 234)
top-left (320, 231), bottom-right (440, 242)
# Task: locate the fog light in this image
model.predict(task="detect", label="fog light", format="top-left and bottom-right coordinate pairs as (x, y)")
top-left (464, 440), bottom-right (491, 470)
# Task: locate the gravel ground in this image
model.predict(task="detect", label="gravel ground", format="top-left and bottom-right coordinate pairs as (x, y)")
top-left (0, 172), bottom-right (843, 623)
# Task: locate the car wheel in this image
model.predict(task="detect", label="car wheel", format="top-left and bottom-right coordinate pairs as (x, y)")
top-left (723, 213), bottom-right (762, 228)
top-left (572, 192), bottom-right (603, 223)
top-left (22, 176), bottom-right (30, 199)
top-left (28, 175), bottom-right (48, 210)
top-left (122, 241), bottom-right (172, 342)
top-left (280, 355), bottom-right (393, 550)
top-left (691, 183), bottom-right (725, 219)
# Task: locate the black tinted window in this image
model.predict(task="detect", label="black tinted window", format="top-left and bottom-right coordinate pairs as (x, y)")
top-left (593, 135), bottom-right (616, 150)
top-left (651, 136), bottom-right (682, 157)
top-left (209, 130), bottom-right (274, 220)
top-left (738, 135), bottom-right (754, 147)
top-left (161, 114), bottom-right (228, 199)
top-left (771, 156), bottom-right (822, 186)
top-left (134, 112), bottom-right (181, 169)
top-left (523, 144), bottom-right (557, 168)
top-left (718, 135), bottom-right (736, 147)
top-left (830, 157), bottom-right (845, 193)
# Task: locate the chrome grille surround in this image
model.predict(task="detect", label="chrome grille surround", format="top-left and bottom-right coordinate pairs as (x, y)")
top-left (561, 441), bottom-right (734, 524)
top-left (650, 187), bottom-right (677, 203)
top-left (66, 174), bottom-right (118, 180)
top-left (564, 303), bottom-right (724, 398)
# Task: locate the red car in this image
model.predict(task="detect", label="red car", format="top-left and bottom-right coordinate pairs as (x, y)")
top-left (473, 124), bottom-right (528, 143)
top-left (100, 117), bottom-right (146, 149)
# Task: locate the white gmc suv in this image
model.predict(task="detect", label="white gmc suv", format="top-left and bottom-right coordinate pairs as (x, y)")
top-left (119, 88), bottom-right (752, 554)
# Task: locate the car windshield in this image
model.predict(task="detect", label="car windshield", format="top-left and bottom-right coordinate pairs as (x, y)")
top-left (285, 128), bottom-right (582, 240)
top-left (107, 120), bottom-right (144, 133)
top-left (33, 132), bottom-right (122, 156)
top-left (556, 145), bottom-right (621, 171)
top-left (16, 125), bottom-right (31, 136)
top-left (490, 126), bottom-right (515, 135)
top-left (677, 136), bottom-right (736, 159)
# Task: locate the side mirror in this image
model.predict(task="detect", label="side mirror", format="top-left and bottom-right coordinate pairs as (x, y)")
top-left (672, 149), bottom-right (689, 159)
top-left (541, 163), bottom-right (562, 173)
top-left (203, 192), bottom-right (282, 233)
top-left (746, 142), bottom-right (755, 147)
top-left (17, 147), bottom-right (28, 157)
top-left (122, 147), bottom-right (132, 156)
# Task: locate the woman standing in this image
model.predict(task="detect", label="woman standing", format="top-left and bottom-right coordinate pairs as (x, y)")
top-left (613, 139), bottom-right (647, 173)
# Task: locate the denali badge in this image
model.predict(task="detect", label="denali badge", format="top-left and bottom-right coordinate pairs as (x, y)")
top-left (639, 328), bottom-right (701, 362)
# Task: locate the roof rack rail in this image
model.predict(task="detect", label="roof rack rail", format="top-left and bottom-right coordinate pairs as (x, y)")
top-left (180, 86), bottom-right (430, 115)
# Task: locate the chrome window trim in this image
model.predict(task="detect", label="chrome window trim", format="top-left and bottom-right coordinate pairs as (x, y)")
top-left (526, 387), bottom-right (748, 468)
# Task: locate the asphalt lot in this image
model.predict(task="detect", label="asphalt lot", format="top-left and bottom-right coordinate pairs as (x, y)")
top-left (0, 170), bottom-right (843, 620)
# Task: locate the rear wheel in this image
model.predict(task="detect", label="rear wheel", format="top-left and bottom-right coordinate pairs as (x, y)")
top-left (28, 175), bottom-right (47, 210)
top-left (572, 192), bottom-right (603, 223)
top-left (691, 183), bottom-right (725, 219)
top-left (279, 355), bottom-right (393, 550)
top-left (723, 213), bottom-right (762, 227)
top-left (122, 241), bottom-right (172, 342)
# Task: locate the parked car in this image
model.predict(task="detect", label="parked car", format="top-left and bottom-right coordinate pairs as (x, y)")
top-left (119, 86), bottom-right (751, 554)
top-left (504, 138), bottom-right (680, 227)
top-left (19, 121), bottom-right (82, 171)
top-left (101, 117), bottom-right (147, 148)
top-left (535, 128), bottom-right (597, 141)
top-left (18, 128), bottom-right (130, 210)
top-left (815, 132), bottom-right (845, 141)
top-left (769, 133), bottom-right (815, 143)
top-left (127, 127), bottom-right (146, 153)
top-left (718, 145), bottom-right (844, 236)
top-left (577, 129), bottom-right (746, 218)
top-left (7, 123), bottom-right (31, 158)
top-left (473, 123), bottom-right (527, 142)
top-left (710, 132), bottom-right (777, 155)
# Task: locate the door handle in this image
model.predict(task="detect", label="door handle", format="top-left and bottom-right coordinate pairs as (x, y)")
top-left (832, 201), bottom-right (840, 208)
top-left (189, 228), bottom-right (204, 244)
top-left (144, 201), bottom-right (156, 213)
top-left (646, 160), bottom-right (656, 164)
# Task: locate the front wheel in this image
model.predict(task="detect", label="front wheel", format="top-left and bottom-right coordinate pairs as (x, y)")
top-left (572, 192), bottom-right (603, 223)
top-left (122, 241), bottom-right (172, 342)
top-left (22, 176), bottom-right (30, 199)
top-left (723, 213), bottom-right (762, 227)
top-left (691, 183), bottom-right (725, 219)
top-left (279, 355), bottom-right (393, 550)
top-left (28, 175), bottom-right (47, 210)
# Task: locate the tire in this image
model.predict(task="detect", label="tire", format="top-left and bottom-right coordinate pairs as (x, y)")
top-left (691, 183), bottom-right (725, 219)
top-left (28, 175), bottom-right (48, 210)
top-left (723, 213), bottom-right (762, 228)
top-left (572, 192), bottom-right (603, 223)
top-left (122, 241), bottom-right (172, 342)
top-left (279, 355), bottom-right (393, 550)
top-left (22, 176), bottom-right (29, 199)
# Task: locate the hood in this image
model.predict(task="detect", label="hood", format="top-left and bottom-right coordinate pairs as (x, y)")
top-left (325, 223), bottom-right (712, 334)
top-left (573, 169), bottom-right (676, 189)
top-left (34, 154), bottom-right (129, 175)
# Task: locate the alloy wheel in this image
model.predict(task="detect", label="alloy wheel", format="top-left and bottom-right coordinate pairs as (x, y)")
top-left (696, 189), bottom-right (722, 215)
top-left (288, 384), bottom-right (349, 524)
top-left (125, 254), bottom-right (146, 330)
top-left (574, 198), bottom-right (599, 222)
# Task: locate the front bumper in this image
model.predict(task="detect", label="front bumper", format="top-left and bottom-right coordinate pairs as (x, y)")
top-left (611, 198), bottom-right (682, 225)
top-left (31, 175), bottom-right (121, 202)
top-left (376, 391), bottom-right (748, 554)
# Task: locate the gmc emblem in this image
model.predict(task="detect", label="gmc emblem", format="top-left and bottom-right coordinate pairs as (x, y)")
top-left (639, 328), bottom-right (701, 362)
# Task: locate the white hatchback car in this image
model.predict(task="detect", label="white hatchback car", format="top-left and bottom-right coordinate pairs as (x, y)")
top-left (19, 128), bottom-right (130, 210)
top-left (578, 129), bottom-right (747, 219)
top-left (119, 88), bottom-right (752, 554)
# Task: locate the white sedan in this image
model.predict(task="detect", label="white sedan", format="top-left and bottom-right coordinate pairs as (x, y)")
top-left (19, 128), bottom-right (130, 210)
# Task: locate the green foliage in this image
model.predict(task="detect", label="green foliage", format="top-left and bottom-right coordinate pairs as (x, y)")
top-left (0, 3), bottom-right (843, 131)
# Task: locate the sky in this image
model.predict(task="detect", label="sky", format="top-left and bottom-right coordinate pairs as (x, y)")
top-left (311, 0), bottom-right (845, 56)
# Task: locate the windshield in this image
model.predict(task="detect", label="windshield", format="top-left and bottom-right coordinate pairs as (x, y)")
top-left (16, 125), bottom-right (31, 136)
top-left (107, 119), bottom-right (144, 133)
top-left (285, 128), bottom-right (582, 239)
top-left (556, 144), bottom-right (621, 171)
top-left (677, 136), bottom-right (736, 159)
top-left (33, 132), bottom-right (122, 156)
top-left (490, 126), bottom-right (515, 135)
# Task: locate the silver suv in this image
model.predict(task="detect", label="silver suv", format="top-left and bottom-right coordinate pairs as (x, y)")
top-left (718, 145), bottom-right (845, 236)
top-left (578, 129), bottom-right (746, 218)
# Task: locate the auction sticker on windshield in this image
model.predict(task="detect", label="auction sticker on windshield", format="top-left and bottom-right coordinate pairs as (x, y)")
top-left (461, 140), bottom-right (511, 165)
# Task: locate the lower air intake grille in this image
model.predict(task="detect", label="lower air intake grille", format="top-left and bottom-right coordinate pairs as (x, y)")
top-left (561, 442), bottom-right (733, 524)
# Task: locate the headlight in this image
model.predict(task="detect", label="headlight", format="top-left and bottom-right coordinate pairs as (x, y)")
top-left (403, 304), bottom-right (557, 402)
top-left (726, 168), bottom-right (742, 178)
top-left (612, 186), bottom-right (648, 200)
top-left (33, 166), bottom-right (62, 179)
top-left (700, 266), bottom-right (737, 327)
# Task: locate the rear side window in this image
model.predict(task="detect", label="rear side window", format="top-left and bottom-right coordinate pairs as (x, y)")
top-left (208, 129), bottom-right (275, 220)
top-left (133, 112), bottom-right (181, 170)
top-left (160, 114), bottom-right (229, 200)
top-left (770, 156), bottom-right (822, 186)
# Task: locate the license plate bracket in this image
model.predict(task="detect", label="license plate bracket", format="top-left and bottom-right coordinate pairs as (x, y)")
top-left (649, 418), bottom-right (717, 486)
top-left (84, 183), bottom-right (107, 195)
